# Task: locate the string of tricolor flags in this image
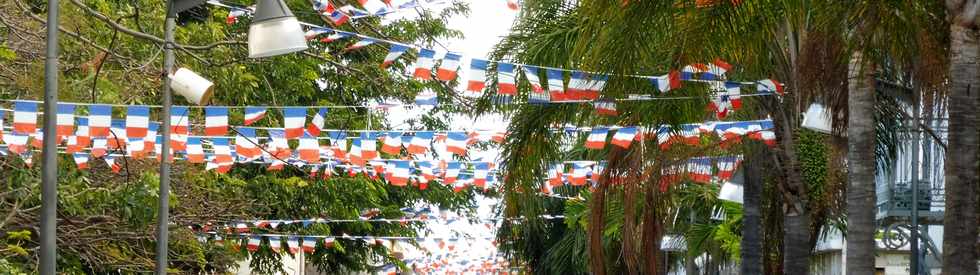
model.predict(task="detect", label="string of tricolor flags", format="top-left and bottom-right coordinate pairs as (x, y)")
top-left (196, 231), bottom-right (498, 255)
top-left (210, 0), bottom-right (785, 119)
top-left (194, 211), bottom-right (564, 234)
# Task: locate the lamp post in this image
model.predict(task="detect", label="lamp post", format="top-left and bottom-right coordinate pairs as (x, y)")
top-left (155, 1), bottom-right (178, 273)
top-left (40, 0), bottom-right (61, 273)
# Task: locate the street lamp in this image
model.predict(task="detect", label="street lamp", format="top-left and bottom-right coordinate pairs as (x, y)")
top-left (248, 0), bottom-right (308, 58)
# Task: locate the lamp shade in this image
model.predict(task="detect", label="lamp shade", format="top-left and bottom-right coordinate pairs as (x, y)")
top-left (248, 0), bottom-right (308, 58)
top-left (801, 103), bottom-right (833, 134)
top-left (170, 68), bottom-right (214, 105)
top-left (718, 182), bottom-right (744, 204)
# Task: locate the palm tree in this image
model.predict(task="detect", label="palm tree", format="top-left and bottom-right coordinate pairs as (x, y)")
top-left (942, 1), bottom-right (980, 273)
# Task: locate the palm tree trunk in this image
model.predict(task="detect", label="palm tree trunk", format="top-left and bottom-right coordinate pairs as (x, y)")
top-left (623, 181), bottom-right (640, 275)
top-left (589, 176), bottom-right (608, 275)
top-left (845, 51), bottom-right (877, 275)
top-left (783, 210), bottom-right (810, 274)
top-left (942, 21), bottom-right (980, 275)
top-left (741, 143), bottom-right (765, 275)
top-left (641, 183), bottom-right (664, 275)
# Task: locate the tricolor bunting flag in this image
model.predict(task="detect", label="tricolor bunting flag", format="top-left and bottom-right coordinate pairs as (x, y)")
top-left (466, 59), bottom-right (489, 94)
top-left (67, 117), bottom-right (90, 153)
top-left (716, 156), bottom-right (742, 181)
top-left (12, 101), bottom-right (38, 134)
top-left (381, 44), bottom-right (409, 68)
top-left (652, 70), bottom-right (682, 93)
top-left (302, 237), bottom-right (318, 253)
top-left (104, 154), bottom-right (121, 173)
top-left (313, 0), bottom-right (332, 11)
top-left (591, 163), bottom-right (605, 184)
top-left (407, 131), bottom-right (433, 154)
top-left (327, 131), bottom-right (347, 160)
top-left (708, 82), bottom-right (742, 119)
top-left (304, 28), bottom-right (330, 41)
top-left (283, 107), bottom-right (307, 139)
top-left (211, 137), bottom-right (234, 173)
top-left (582, 74), bottom-right (608, 100)
top-left (107, 120), bottom-right (127, 150)
top-left (413, 48), bottom-right (436, 80)
top-left (681, 59), bottom-right (731, 80)
top-left (56, 104), bottom-right (75, 137)
top-left (610, 127), bottom-right (638, 149)
top-left (436, 52), bottom-right (462, 81)
top-left (327, 8), bottom-right (351, 26)
top-left (73, 153), bottom-right (89, 170)
top-left (584, 127), bottom-right (608, 149)
top-left (360, 132), bottom-right (378, 160)
top-left (593, 100), bottom-right (617, 116)
top-left (686, 157), bottom-right (713, 183)
top-left (569, 162), bottom-right (589, 186)
top-left (307, 108), bottom-right (329, 136)
top-left (205, 107), bottom-right (229, 136)
top-left (186, 137), bottom-right (206, 163)
top-left (389, 160), bottom-right (411, 186)
top-left (349, 138), bottom-right (364, 165)
top-left (496, 62), bottom-right (518, 95)
top-left (472, 162), bottom-right (490, 188)
top-left (381, 131), bottom-right (403, 154)
top-left (90, 138), bottom-right (107, 158)
top-left (170, 106), bottom-right (190, 151)
top-left (545, 69), bottom-right (566, 101)
top-left (127, 136), bottom-right (146, 159)
top-left (243, 106), bottom-right (267, 126)
top-left (4, 132), bottom-right (29, 155)
top-left (418, 161), bottom-right (436, 181)
top-left (358, 0), bottom-right (389, 14)
top-left (443, 161), bottom-right (461, 184)
top-left (566, 72), bottom-right (588, 100)
top-left (88, 104), bottom-right (112, 137)
top-left (298, 130), bottom-right (321, 163)
top-left (547, 164), bottom-right (563, 186)
top-left (125, 106), bottom-right (150, 138)
top-left (344, 38), bottom-right (377, 51)
top-left (265, 129), bottom-right (291, 159)
top-left (757, 78), bottom-right (784, 95)
top-left (235, 127), bottom-right (262, 161)
top-left (445, 132), bottom-right (469, 156)
top-left (226, 9), bottom-right (247, 25)
top-left (287, 237), bottom-right (301, 254)
top-left (247, 236), bottom-right (261, 251)
top-left (143, 122), bottom-right (158, 156)
top-left (321, 32), bottom-right (352, 43)
top-left (414, 90), bottom-right (438, 106)
top-left (521, 66), bottom-right (544, 93)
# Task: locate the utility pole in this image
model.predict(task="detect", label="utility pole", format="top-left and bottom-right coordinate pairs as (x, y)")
top-left (40, 0), bottom-right (61, 273)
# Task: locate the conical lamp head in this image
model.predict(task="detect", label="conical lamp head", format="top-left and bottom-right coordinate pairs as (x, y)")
top-left (248, 0), bottom-right (308, 58)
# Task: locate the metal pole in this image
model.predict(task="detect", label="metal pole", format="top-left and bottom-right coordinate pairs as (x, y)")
top-left (40, 0), bottom-right (61, 273)
top-left (910, 94), bottom-right (920, 275)
top-left (155, 1), bottom-right (176, 273)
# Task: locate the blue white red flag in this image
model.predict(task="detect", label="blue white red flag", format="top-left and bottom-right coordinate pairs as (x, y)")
top-left (583, 74), bottom-right (607, 100)
top-left (443, 161), bottom-right (461, 184)
top-left (125, 105), bottom-right (149, 138)
top-left (497, 62), bottom-right (518, 95)
top-left (344, 38), bottom-right (377, 51)
top-left (56, 104), bottom-right (75, 138)
top-left (381, 44), bottom-right (409, 68)
top-left (757, 78), bottom-right (783, 95)
top-left (547, 163), bottom-right (563, 186)
top-left (686, 157), bottom-right (713, 183)
top-left (521, 66), bottom-right (545, 94)
top-left (436, 52), bottom-right (462, 81)
top-left (360, 132), bottom-right (378, 160)
top-left (235, 127), bottom-right (262, 161)
top-left (298, 130), bottom-right (321, 163)
top-left (466, 59), bottom-right (489, 94)
top-left (204, 106), bottom-right (228, 136)
top-left (381, 131), bottom-right (403, 154)
top-left (445, 132), bottom-right (468, 156)
top-left (414, 90), bottom-right (438, 106)
top-left (472, 162), bottom-right (489, 188)
top-left (243, 106), bottom-right (266, 126)
top-left (652, 70), bottom-right (682, 93)
top-left (610, 127), bottom-right (637, 149)
top-left (12, 101), bottom-right (37, 135)
top-left (584, 127), bottom-right (608, 149)
top-left (413, 49), bottom-right (436, 80)
top-left (283, 107), bottom-right (307, 139)
top-left (186, 137), bottom-right (205, 163)
top-left (73, 152), bottom-right (89, 170)
top-left (170, 106), bottom-right (190, 151)
top-left (716, 156), bottom-right (742, 181)
top-left (593, 100), bottom-right (617, 116)
top-left (407, 131), bottom-right (433, 154)
top-left (88, 104), bottom-right (112, 137)
top-left (545, 69), bottom-right (565, 101)
top-left (306, 108), bottom-right (329, 136)
top-left (390, 160), bottom-right (411, 186)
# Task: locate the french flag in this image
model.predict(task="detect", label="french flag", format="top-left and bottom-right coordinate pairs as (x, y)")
top-left (125, 106), bottom-right (150, 138)
top-left (302, 237), bottom-right (318, 253)
top-left (472, 162), bottom-right (489, 188)
top-left (547, 164), bottom-right (563, 186)
top-left (211, 137), bottom-right (234, 173)
top-left (170, 106), bottom-right (190, 151)
top-left (73, 153), bottom-right (89, 170)
top-left (443, 161), bottom-right (460, 184)
top-left (88, 104), bottom-right (112, 137)
top-left (306, 108), bottom-right (329, 136)
top-left (90, 138), bottom-right (107, 158)
top-left (418, 161), bottom-right (436, 181)
top-left (566, 72), bottom-right (588, 100)
top-left (104, 154), bottom-right (121, 174)
top-left (381, 44), bottom-right (409, 68)
top-left (414, 90), bottom-right (438, 106)
top-left (757, 78), bottom-right (784, 95)
top-left (686, 157), bottom-right (713, 183)
top-left (413, 48), bottom-right (436, 80)
top-left (186, 137), bottom-right (205, 163)
top-left (703, 58), bottom-right (733, 80)
top-left (4, 132), bottom-right (29, 155)
top-left (583, 74), bottom-right (608, 100)
top-left (298, 130), bottom-right (321, 163)
top-left (243, 107), bottom-right (266, 126)
top-left (360, 132), bottom-right (378, 160)
top-left (304, 28), bottom-right (330, 41)
top-left (381, 131), bottom-right (403, 154)
top-left (445, 132), bottom-right (468, 156)
top-left (127, 136), bottom-right (146, 159)
top-left (107, 120), bottom-right (127, 150)
top-left (12, 101), bottom-right (38, 134)
top-left (436, 52), bottom-right (462, 81)
top-left (56, 104), bottom-right (76, 137)
top-left (716, 156), bottom-right (741, 181)
top-left (247, 236), bottom-right (261, 251)
top-left (610, 127), bottom-right (637, 149)
top-left (226, 9), bottom-right (247, 25)
top-left (521, 66), bottom-right (545, 93)
top-left (327, 131), bottom-right (347, 160)
top-left (584, 128), bottom-right (608, 149)
top-left (320, 32), bottom-right (352, 43)
top-left (287, 237), bottom-right (301, 254)
top-left (327, 9), bottom-right (350, 26)
top-left (142, 122), bottom-right (159, 156)
top-left (407, 131), bottom-right (433, 154)
top-left (652, 70), bottom-right (682, 93)
top-left (496, 62), bottom-right (518, 95)
top-left (358, 0), bottom-right (389, 14)
top-left (265, 129), bottom-right (291, 159)
top-left (545, 69), bottom-right (565, 101)
top-left (67, 117), bottom-right (91, 153)
top-left (283, 107), bottom-right (307, 139)
top-left (570, 163), bottom-right (589, 186)
top-left (204, 107), bottom-right (228, 136)
top-left (235, 127), bottom-right (262, 161)
top-left (466, 59), bottom-right (489, 94)
top-left (344, 38), bottom-right (377, 51)
top-left (389, 160), bottom-right (411, 186)
top-left (593, 100), bottom-right (617, 116)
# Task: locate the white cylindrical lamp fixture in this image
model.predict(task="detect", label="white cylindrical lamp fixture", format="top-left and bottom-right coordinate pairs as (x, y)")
top-left (248, 0), bottom-right (308, 58)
